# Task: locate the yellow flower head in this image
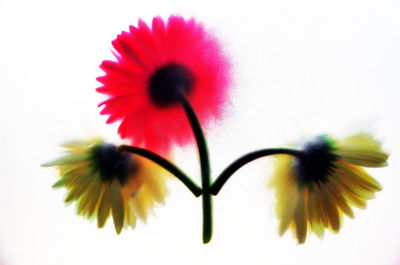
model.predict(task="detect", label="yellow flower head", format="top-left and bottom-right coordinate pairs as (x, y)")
top-left (42, 138), bottom-right (168, 234)
top-left (270, 133), bottom-right (389, 244)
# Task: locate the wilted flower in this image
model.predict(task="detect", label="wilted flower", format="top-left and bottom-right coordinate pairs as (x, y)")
top-left (42, 138), bottom-right (168, 234)
top-left (270, 133), bottom-right (389, 244)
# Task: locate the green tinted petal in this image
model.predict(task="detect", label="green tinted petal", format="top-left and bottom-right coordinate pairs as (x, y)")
top-left (307, 189), bottom-right (325, 239)
top-left (97, 184), bottom-right (112, 228)
top-left (87, 177), bottom-right (104, 218)
top-left (334, 133), bottom-right (389, 168)
top-left (110, 180), bottom-right (124, 234)
top-left (314, 185), bottom-right (329, 226)
top-left (42, 154), bottom-right (91, 167)
top-left (277, 184), bottom-right (299, 236)
top-left (294, 189), bottom-right (307, 244)
top-left (65, 170), bottom-right (95, 203)
top-left (335, 150), bottom-right (388, 167)
top-left (52, 167), bottom-right (86, 189)
top-left (77, 176), bottom-right (100, 215)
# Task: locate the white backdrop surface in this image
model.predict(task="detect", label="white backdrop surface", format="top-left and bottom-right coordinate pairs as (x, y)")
top-left (1, 0), bottom-right (400, 264)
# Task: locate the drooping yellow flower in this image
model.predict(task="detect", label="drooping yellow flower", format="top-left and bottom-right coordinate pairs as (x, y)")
top-left (42, 138), bottom-right (168, 234)
top-left (270, 133), bottom-right (389, 244)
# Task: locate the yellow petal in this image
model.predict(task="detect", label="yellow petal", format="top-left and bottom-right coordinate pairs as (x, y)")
top-left (320, 184), bottom-right (340, 232)
top-left (314, 184), bottom-right (329, 226)
top-left (65, 170), bottom-right (94, 203)
top-left (331, 176), bottom-right (366, 209)
top-left (124, 203), bottom-right (137, 229)
top-left (97, 183), bottom-right (112, 228)
top-left (334, 166), bottom-right (376, 200)
top-left (141, 171), bottom-right (168, 204)
top-left (86, 177), bottom-right (104, 218)
top-left (334, 133), bottom-right (389, 168)
top-left (110, 180), bottom-right (125, 234)
top-left (61, 138), bottom-right (103, 150)
top-left (129, 188), bottom-right (153, 222)
top-left (125, 156), bottom-right (169, 222)
top-left (52, 170), bottom-right (81, 189)
top-left (77, 177), bottom-right (99, 215)
top-left (277, 185), bottom-right (298, 236)
top-left (57, 160), bottom-right (91, 178)
top-left (272, 164), bottom-right (299, 236)
top-left (326, 180), bottom-right (354, 218)
top-left (294, 188), bottom-right (307, 244)
top-left (336, 161), bottom-right (382, 191)
top-left (42, 154), bottom-right (91, 167)
top-left (307, 188), bottom-right (316, 225)
top-left (307, 187), bottom-right (325, 238)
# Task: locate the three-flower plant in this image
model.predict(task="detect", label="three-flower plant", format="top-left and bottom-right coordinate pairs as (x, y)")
top-left (43, 15), bottom-right (389, 244)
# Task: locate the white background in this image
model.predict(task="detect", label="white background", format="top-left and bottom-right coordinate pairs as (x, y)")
top-left (1, 0), bottom-right (400, 264)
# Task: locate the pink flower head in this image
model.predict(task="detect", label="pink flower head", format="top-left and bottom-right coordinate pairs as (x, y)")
top-left (97, 15), bottom-right (231, 154)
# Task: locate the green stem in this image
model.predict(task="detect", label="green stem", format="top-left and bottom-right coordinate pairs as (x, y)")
top-left (179, 95), bottom-right (213, 244)
top-left (118, 145), bottom-right (202, 197)
top-left (211, 148), bottom-right (303, 195)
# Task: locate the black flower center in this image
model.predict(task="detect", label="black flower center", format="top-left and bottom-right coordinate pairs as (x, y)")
top-left (92, 143), bottom-right (138, 185)
top-left (295, 137), bottom-right (337, 187)
top-left (148, 63), bottom-right (194, 107)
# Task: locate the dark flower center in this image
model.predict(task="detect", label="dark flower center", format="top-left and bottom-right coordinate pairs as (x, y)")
top-left (295, 137), bottom-right (337, 187)
top-left (148, 63), bottom-right (194, 107)
top-left (92, 143), bottom-right (138, 185)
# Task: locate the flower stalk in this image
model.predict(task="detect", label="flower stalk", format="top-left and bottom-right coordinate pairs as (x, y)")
top-left (179, 94), bottom-right (213, 244)
top-left (211, 148), bottom-right (304, 195)
top-left (118, 145), bottom-right (202, 197)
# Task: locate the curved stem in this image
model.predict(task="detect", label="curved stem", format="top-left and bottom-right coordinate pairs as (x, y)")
top-left (211, 148), bottom-right (304, 195)
top-left (179, 95), bottom-right (213, 244)
top-left (118, 145), bottom-right (202, 197)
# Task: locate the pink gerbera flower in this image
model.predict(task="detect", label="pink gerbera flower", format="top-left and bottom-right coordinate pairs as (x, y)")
top-left (97, 15), bottom-right (231, 154)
